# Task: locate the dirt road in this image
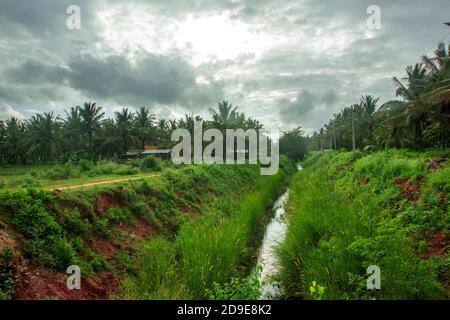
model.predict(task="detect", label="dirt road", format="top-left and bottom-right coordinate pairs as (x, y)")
top-left (47, 173), bottom-right (160, 191)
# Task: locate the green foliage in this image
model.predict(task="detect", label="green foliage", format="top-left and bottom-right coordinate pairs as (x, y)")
top-left (205, 266), bottom-right (262, 300)
top-left (120, 238), bottom-right (183, 299)
top-left (280, 127), bottom-right (308, 161)
top-left (309, 281), bottom-right (325, 300)
top-left (64, 209), bottom-right (93, 236)
top-left (78, 159), bottom-right (93, 171)
top-left (9, 190), bottom-right (75, 269)
top-left (140, 156), bottom-right (162, 171)
top-left (279, 150), bottom-right (449, 299)
top-left (115, 252), bottom-right (138, 275)
top-left (0, 247), bottom-right (16, 300)
top-left (119, 163), bottom-right (291, 300)
top-left (428, 166), bottom-right (450, 193)
top-left (90, 252), bottom-right (109, 272)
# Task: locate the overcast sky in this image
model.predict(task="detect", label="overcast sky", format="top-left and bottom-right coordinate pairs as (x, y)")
top-left (0, 0), bottom-right (449, 133)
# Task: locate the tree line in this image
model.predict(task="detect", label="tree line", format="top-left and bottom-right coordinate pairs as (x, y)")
top-left (311, 42), bottom-right (450, 152)
top-left (0, 101), bottom-right (264, 164)
top-left (1, 42), bottom-right (448, 165)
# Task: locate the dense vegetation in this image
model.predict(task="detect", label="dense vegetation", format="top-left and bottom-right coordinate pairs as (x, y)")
top-left (310, 42), bottom-right (449, 152)
top-left (0, 157), bottom-right (166, 190)
top-left (0, 101), bottom-right (266, 164)
top-left (279, 150), bottom-right (449, 299)
top-left (0, 159), bottom-right (295, 299)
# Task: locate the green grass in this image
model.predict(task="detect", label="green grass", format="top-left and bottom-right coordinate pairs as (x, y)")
top-left (0, 159), bottom-right (296, 299)
top-left (278, 150), bottom-right (449, 300)
top-left (119, 158), bottom-right (296, 300)
top-left (0, 158), bottom-right (168, 190)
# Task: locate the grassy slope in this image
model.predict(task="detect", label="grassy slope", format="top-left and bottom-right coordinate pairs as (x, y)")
top-left (279, 150), bottom-right (449, 300)
top-left (120, 161), bottom-right (296, 299)
top-left (0, 160), bottom-right (161, 190)
top-left (0, 160), bottom-right (295, 299)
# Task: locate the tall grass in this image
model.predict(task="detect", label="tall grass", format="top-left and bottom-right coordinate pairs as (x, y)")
top-left (177, 171), bottom-right (287, 299)
top-left (278, 151), bottom-right (448, 299)
top-left (119, 161), bottom-right (294, 299)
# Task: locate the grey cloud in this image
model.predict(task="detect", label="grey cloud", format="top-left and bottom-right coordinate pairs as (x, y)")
top-left (67, 53), bottom-right (223, 109)
top-left (1, 52), bottom-right (224, 110)
top-left (0, 104), bottom-right (24, 120)
top-left (279, 89), bottom-right (340, 127)
top-left (5, 60), bottom-right (70, 85)
top-left (0, 0), bottom-right (449, 132)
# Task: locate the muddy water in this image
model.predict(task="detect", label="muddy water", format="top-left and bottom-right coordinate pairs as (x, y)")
top-left (256, 165), bottom-right (303, 299)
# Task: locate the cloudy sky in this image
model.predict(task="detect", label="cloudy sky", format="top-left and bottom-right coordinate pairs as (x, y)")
top-left (0, 0), bottom-right (449, 133)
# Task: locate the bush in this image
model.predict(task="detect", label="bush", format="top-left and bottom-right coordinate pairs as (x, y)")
top-left (0, 247), bottom-right (16, 300)
top-left (140, 157), bottom-right (162, 171)
top-left (78, 159), bottom-right (93, 172)
top-left (114, 165), bottom-right (139, 175)
top-left (45, 163), bottom-right (81, 180)
top-left (11, 191), bottom-right (75, 270)
top-left (279, 150), bottom-right (448, 299)
top-left (205, 267), bottom-right (262, 300)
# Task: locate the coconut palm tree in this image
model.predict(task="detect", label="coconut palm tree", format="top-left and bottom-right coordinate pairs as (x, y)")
top-left (3, 117), bottom-right (26, 164)
top-left (209, 100), bottom-right (243, 129)
top-left (78, 102), bottom-right (104, 160)
top-left (134, 107), bottom-right (156, 150)
top-left (393, 64), bottom-right (429, 148)
top-left (62, 107), bottom-right (82, 159)
top-left (26, 112), bottom-right (61, 163)
top-left (115, 107), bottom-right (135, 154)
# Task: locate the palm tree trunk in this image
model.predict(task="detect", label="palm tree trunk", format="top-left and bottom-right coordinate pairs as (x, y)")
top-left (351, 112), bottom-right (356, 151)
top-left (89, 133), bottom-right (93, 161)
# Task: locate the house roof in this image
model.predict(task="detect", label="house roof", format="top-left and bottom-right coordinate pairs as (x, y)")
top-left (141, 149), bottom-right (171, 155)
top-left (126, 150), bottom-right (143, 156)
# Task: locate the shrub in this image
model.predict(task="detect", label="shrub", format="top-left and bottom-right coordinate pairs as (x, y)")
top-left (140, 157), bottom-right (162, 171)
top-left (114, 165), bottom-right (139, 175)
top-left (11, 192), bottom-right (75, 270)
top-left (64, 209), bottom-right (92, 236)
top-left (0, 247), bottom-right (16, 300)
top-left (78, 159), bottom-right (93, 172)
top-left (205, 267), bottom-right (262, 300)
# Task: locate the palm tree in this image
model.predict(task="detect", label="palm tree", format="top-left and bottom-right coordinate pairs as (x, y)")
top-left (115, 107), bottom-right (135, 154)
top-left (393, 64), bottom-right (429, 148)
top-left (209, 100), bottom-right (243, 129)
top-left (422, 42), bottom-right (449, 79)
top-left (26, 112), bottom-right (61, 163)
top-left (62, 107), bottom-right (82, 159)
top-left (134, 107), bottom-right (156, 150)
top-left (360, 95), bottom-right (379, 115)
top-left (244, 117), bottom-right (263, 131)
top-left (78, 102), bottom-right (104, 160)
top-left (373, 101), bottom-right (409, 148)
top-left (96, 118), bottom-right (122, 158)
top-left (3, 118), bottom-right (26, 164)
top-left (359, 95), bottom-right (379, 145)
top-left (421, 42), bottom-right (450, 149)
top-left (0, 120), bottom-right (5, 162)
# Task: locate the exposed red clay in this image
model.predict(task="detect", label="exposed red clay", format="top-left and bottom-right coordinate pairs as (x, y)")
top-left (394, 177), bottom-right (422, 202)
top-left (421, 230), bottom-right (449, 259)
top-left (94, 193), bottom-right (123, 215)
top-left (0, 228), bottom-right (17, 251)
top-left (15, 267), bottom-right (120, 300)
top-left (91, 237), bottom-right (119, 260)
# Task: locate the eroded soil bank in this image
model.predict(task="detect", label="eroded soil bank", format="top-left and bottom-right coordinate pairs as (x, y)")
top-left (0, 160), bottom-right (296, 299)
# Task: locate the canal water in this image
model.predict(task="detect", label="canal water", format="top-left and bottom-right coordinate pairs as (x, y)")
top-left (257, 165), bottom-right (303, 299)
